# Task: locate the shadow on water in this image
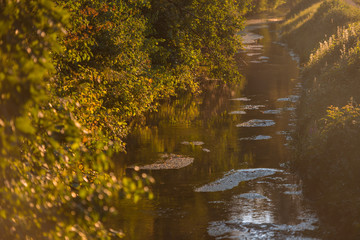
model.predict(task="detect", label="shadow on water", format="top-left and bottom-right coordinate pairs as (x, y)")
top-left (112, 19), bottom-right (325, 239)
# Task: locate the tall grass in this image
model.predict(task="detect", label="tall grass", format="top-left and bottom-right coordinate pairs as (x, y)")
top-left (282, 0), bottom-right (360, 237)
top-left (281, 0), bottom-right (360, 61)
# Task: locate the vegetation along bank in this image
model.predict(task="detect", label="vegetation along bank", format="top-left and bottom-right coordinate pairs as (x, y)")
top-left (0, 0), bottom-right (274, 239)
top-left (281, 0), bottom-right (360, 237)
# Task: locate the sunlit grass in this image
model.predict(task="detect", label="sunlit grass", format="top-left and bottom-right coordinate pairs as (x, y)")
top-left (308, 23), bottom-right (360, 67)
top-left (280, 1), bottom-right (322, 36)
top-left (285, 0), bottom-right (360, 236)
top-left (281, 0), bottom-right (360, 61)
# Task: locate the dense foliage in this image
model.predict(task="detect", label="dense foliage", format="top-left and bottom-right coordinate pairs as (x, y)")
top-left (53, 0), bottom-right (249, 152)
top-left (0, 0), bottom-right (248, 239)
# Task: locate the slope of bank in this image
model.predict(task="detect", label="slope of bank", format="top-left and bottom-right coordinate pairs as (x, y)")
top-left (281, 0), bottom-right (360, 238)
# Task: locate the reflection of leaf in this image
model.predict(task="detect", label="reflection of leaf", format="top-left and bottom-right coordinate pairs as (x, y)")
top-left (15, 116), bottom-right (35, 134)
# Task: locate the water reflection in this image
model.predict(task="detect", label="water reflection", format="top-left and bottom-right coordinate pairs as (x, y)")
top-left (112, 19), bottom-right (324, 239)
top-left (207, 173), bottom-right (320, 239)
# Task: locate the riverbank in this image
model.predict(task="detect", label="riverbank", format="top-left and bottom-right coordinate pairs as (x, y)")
top-left (281, 0), bottom-right (360, 238)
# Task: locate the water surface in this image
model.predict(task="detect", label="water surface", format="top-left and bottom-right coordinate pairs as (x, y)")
top-left (113, 19), bottom-right (324, 240)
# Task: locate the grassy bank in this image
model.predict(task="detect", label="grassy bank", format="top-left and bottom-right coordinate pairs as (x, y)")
top-left (281, 0), bottom-right (360, 237)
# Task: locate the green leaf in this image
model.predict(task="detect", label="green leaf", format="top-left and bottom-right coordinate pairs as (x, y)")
top-left (79, 188), bottom-right (87, 199)
top-left (15, 116), bottom-right (35, 134)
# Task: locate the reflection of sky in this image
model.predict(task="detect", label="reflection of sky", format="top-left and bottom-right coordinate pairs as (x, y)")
top-left (241, 32), bottom-right (264, 44)
top-left (230, 191), bottom-right (274, 225)
top-left (241, 210), bottom-right (273, 224)
top-left (207, 178), bottom-right (321, 239)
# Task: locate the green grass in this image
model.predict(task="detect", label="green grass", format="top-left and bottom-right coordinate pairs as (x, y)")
top-left (281, 0), bottom-right (360, 61)
top-left (282, 0), bottom-right (360, 237)
top-left (281, 1), bottom-right (322, 33)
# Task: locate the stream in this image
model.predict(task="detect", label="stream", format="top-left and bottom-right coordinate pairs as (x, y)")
top-left (113, 18), bottom-right (325, 239)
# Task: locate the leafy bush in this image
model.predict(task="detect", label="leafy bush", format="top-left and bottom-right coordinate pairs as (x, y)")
top-left (0, 0), bottom-right (248, 238)
top-left (0, 1), bottom-right (150, 239)
top-left (295, 102), bottom-right (360, 237)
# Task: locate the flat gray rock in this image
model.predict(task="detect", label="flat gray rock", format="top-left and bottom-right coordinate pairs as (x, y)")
top-left (229, 110), bottom-right (247, 115)
top-left (230, 97), bottom-right (251, 101)
top-left (277, 95), bottom-right (299, 103)
top-left (181, 141), bottom-right (204, 146)
top-left (202, 148), bottom-right (211, 153)
top-left (258, 56), bottom-right (269, 60)
top-left (195, 168), bottom-right (282, 192)
top-left (242, 105), bottom-right (266, 110)
top-left (284, 191), bottom-right (302, 195)
top-left (235, 193), bottom-right (269, 200)
top-left (236, 119), bottom-right (275, 127)
top-left (239, 135), bottom-right (272, 141)
top-left (129, 154), bottom-right (194, 170)
top-left (262, 109), bottom-right (282, 115)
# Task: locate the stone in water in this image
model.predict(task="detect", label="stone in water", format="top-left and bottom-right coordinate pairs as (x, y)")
top-left (129, 154), bottom-right (194, 170)
top-left (195, 168), bottom-right (282, 192)
top-left (236, 119), bottom-right (275, 127)
top-left (239, 135), bottom-right (272, 141)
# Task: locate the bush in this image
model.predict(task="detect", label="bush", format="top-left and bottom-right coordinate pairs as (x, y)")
top-left (0, 0), bottom-right (248, 238)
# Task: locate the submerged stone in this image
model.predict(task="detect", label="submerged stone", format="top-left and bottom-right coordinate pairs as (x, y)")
top-left (277, 97), bottom-right (290, 102)
top-left (283, 107), bottom-right (296, 111)
top-left (208, 215), bottom-right (318, 239)
top-left (277, 95), bottom-right (299, 103)
top-left (242, 105), bottom-right (266, 110)
top-left (289, 50), bottom-right (300, 62)
top-left (239, 135), bottom-right (272, 141)
top-left (262, 109), bottom-right (282, 115)
top-left (282, 184), bottom-right (299, 188)
top-left (244, 44), bottom-right (263, 51)
top-left (229, 110), bottom-right (247, 115)
top-left (202, 148), bottom-right (211, 153)
top-left (247, 53), bottom-right (262, 56)
top-left (195, 168), bottom-right (282, 192)
top-left (259, 56), bottom-right (269, 60)
top-left (241, 32), bottom-right (264, 44)
top-left (181, 141), bottom-right (204, 146)
top-left (129, 154), bottom-right (194, 170)
top-left (236, 119), bottom-right (275, 127)
top-left (273, 41), bottom-right (287, 47)
top-left (284, 191), bottom-right (302, 195)
top-left (230, 97), bottom-right (251, 101)
top-left (235, 192), bottom-right (269, 200)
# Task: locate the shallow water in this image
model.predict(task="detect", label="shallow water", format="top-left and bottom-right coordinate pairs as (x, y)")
top-left (113, 19), bottom-right (324, 239)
